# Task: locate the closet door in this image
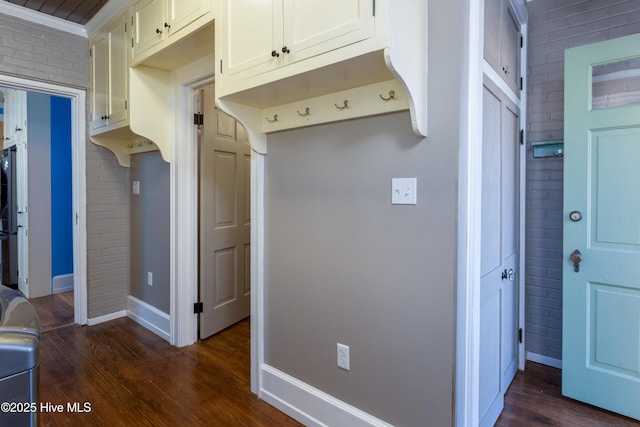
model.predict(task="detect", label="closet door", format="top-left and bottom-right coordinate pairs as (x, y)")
top-left (479, 79), bottom-right (520, 427)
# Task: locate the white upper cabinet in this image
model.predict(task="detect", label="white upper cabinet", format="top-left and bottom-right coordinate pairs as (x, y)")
top-left (484, 0), bottom-right (521, 94)
top-left (220, 0), bottom-right (282, 79)
top-left (90, 12), bottom-right (129, 133)
top-left (219, 0), bottom-right (374, 84)
top-left (282, 0), bottom-right (373, 65)
top-left (132, 0), bottom-right (210, 59)
top-left (167, 0), bottom-right (210, 35)
top-left (216, 0), bottom-right (428, 153)
top-left (132, 0), bottom-right (164, 56)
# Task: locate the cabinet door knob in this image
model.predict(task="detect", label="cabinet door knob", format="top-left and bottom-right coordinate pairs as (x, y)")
top-left (156, 28), bottom-right (162, 34)
top-left (282, 46), bottom-right (290, 54)
top-left (271, 50), bottom-right (280, 58)
top-left (164, 22), bottom-right (171, 30)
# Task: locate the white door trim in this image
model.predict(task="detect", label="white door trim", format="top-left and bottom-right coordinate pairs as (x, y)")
top-left (169, 55), bottom-right (214, 347)
top-left (0, 75), bottom-right (88, 324)
top-left (456, 0), bottom-right (483, 425)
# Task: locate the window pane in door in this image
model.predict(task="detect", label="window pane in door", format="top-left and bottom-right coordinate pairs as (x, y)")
top-left (592, 57), bottom-right (640, 109)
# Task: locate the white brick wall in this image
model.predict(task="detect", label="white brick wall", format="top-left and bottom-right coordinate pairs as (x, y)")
top-left (0, 13), bottom-right (130, 318)
top-left (525, 0), bottom-right (640, 362)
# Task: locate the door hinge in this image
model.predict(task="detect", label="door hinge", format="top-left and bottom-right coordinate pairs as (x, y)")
top-left (519, 129), bottom-right (524, 145)
top-left (194, 113), bottom-right (204, 126)
top-left (76, 213), bottom-right (78, 225)
top-left (518, 328), bottom-right (523, 343)
top-left (520, 35), bottom-right (523, 48)
top-left (125, 100), bottom-right (128, 110)
top-left (219, 59), bottom-right (223, 74)
top-left (194, 302), bottom-right (203, 314)
top-left (125, 23), bottom-right (127, 33)
top-left (372, 0), bottom-right (376, 16)
top-left (89, 48), bottom-right (92, 57)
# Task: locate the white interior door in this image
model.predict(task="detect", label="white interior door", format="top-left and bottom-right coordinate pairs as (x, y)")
top-left (199, 84), bottom-right (251, 339)
top-left (563, 33), bottom-right (640, 420)
top-left (479, 78), bottom-right (520, 427)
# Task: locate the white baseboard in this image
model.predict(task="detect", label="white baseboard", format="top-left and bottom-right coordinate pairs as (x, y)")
top-left (126, 295), bottom-right (170, 342)
top-left (260, 364), bottom-right (393, 427)
top-left (52, 273), bottom-right (74, 294)
top-left (526, 351), bottom-right (562, 369)
top-left (87, 310), bottom-right (127, 326)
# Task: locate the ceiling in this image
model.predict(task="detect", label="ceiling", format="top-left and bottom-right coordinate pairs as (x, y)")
top-left (5, 0), bottom-right (109, 25)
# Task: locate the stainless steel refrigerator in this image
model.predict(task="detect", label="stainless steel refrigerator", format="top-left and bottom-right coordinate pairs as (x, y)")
top-left (0, 147), bottom-right (17, 288)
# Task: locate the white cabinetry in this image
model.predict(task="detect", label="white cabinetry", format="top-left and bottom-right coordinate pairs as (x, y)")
top-left (484, 0), bottom-right (521, 94)
top-left (90, 12), bottom-right (129, 133)
top-left (3, 88), bottom-right (27, 148)
top-left (221, 0), bottom-right (373, 80)
top-left (132, 0), bottom-right (210, 59)
top-left (216, 0), bottom-right (428, 154)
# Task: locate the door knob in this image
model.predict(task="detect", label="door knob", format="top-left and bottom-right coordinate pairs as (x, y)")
top-left (570, 249), bottom-right (583, 272)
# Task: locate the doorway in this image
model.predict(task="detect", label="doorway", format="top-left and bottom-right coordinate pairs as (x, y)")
top-left (0, 74), bottom-right (87, 325)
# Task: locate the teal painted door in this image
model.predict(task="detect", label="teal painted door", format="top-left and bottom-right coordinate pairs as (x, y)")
top-left (563, 33), bottom-right (640, 420)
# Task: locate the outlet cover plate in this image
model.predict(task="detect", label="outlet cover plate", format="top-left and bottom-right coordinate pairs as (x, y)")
top-left (391, 178), bottom-right (417, 205)
top-left (337, 343), bottom-right (350, 371)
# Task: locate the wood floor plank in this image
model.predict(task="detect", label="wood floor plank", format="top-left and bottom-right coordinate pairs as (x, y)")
top-left (497, 362), bottom-right (640, 426)
top-left (34, 300), bottom-right (640, 426)
top-left (38, 318), bottom-right (302, 427)
top-left (29, 291), bottom-right (74, 332)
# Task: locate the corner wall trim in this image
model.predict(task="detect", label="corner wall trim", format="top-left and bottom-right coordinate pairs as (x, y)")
top-left (526, 351), bottom-right (562, 369)
top-left (87, 310), bottom-right (127, 326)
top-left (127, 295), bottom-right (170, 342)
top-left (260, 364), bottom-right (393, 427)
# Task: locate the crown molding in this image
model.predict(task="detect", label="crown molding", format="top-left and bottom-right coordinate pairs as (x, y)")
top-left (0, 1), bottom-right (86, 37)
top-left (84, 0), bottom-right (130, 38)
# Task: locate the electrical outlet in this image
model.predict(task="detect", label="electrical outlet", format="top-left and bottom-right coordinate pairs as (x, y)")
top-left (147, 272), bottom-right (153, 286)
top-left (337, 343), bottom-right (350, 371)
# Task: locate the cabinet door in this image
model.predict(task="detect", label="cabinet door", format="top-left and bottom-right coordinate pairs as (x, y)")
top-left (483, 0), bottom-right (521, 95)
top-left (108, 15), bottom-right (129, 126)
top-left (501, 8), bottom-right (520, 94)
top-left (133, 0), bottom-right (164, 57)
top-left (221, 0), bottom-right (283, 78)
top-left (90, 32), bottom-right (108, 131)
top-left (166, 0), bottom-right (209, 35)
top-left (282, 0), bottom-right (374, 65)
top-left (483, 0), bottom-right (502, 74)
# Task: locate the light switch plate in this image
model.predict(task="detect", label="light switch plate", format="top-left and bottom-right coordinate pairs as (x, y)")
top-left (391, 178), bottom-right (417, 205)
top-left (132, 180), bottom-right (140, 195)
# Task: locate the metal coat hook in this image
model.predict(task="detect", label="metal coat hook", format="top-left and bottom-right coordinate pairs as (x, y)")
top-left (265, 114), bottom-right (278, 123)
top-left (379, 90), bottom-right (396, 101)
top-left (334, 100), bottom-right (349, 110)
top-left (297, 107), bottom-right (311, 117)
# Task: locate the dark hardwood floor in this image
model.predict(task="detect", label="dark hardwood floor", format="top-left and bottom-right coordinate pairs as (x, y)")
top-left (38, 318), bottom-right (302, 427)
top-left (29, 291), bottom-right (74, 332)
top-left (34, 301), bottom-right (640, 426)
top-left (497, 361), bottom-right (640, 426)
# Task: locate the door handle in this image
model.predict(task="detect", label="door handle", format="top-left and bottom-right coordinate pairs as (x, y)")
top-left (501, 268), bottom-right (514, 281)
top-left (570, 249), bottom-right (583, 272)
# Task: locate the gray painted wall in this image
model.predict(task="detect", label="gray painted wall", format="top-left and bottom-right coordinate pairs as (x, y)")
top-left (264, 2), bottom-right (462, 425)
top-left (0, 12), bottom-right (130, 318)
top-left (26, 91), bottom-right (52, 299)
top-left (525, 0), bottom-right (640, 361)
top-left (129, 152), bottom-right (170, 313)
